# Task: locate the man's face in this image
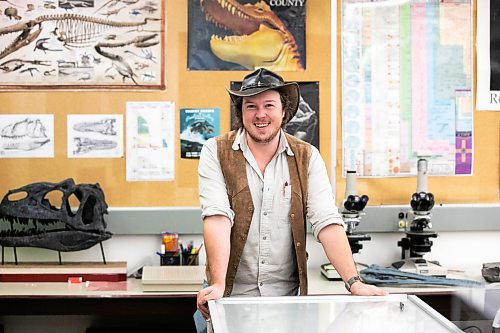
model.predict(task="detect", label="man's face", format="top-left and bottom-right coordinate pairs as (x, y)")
top-left (242, 90), bottom-right (285, 144)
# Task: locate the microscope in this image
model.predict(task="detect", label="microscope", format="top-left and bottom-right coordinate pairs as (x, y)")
top-left (391, 158), bottom-right (447, 277)
top-left (321, 170), bottom-right (371, 280)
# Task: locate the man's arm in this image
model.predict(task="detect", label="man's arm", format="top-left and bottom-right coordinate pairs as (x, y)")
top-left (197, 139), bottom-right (234, 318)
top-left (318, 224), bottom-right (386, 296)
top-left (196, 214), bottom-right (231, 318)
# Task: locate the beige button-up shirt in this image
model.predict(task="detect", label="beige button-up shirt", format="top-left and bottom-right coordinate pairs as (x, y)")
top-left (199, 129), bottom-right (344, 296)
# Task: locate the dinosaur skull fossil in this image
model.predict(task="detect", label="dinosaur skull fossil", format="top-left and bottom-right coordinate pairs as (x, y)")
top-left (0, 178), bottom-right (112, 252)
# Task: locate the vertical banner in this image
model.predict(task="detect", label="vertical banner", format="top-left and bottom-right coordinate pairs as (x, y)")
top-left (187, 0), bottom-right (306, 71)
top-left (476, 0), bottom-right (500, 110)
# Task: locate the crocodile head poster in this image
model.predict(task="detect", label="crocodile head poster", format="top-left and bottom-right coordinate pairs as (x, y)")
top-left (188, 0), bottom-right (306, 71)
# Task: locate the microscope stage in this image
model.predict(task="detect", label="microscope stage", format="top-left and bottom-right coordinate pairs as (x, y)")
top-left (392, 258), bottom-right (447, 277)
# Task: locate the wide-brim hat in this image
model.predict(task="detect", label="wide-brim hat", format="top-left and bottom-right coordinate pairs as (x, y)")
top-left (227, 68), bottom-right (300, 124)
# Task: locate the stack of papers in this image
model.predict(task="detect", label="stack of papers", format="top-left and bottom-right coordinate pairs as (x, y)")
top-left (141, 265), bottom-right (205, 292)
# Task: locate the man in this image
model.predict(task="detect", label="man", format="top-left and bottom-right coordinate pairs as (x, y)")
top-left (196, 68), bottom-right (386, 320)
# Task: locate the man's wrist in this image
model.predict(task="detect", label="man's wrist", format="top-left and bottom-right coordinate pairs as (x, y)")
top-left (344, 275), bottom-right (362, 292)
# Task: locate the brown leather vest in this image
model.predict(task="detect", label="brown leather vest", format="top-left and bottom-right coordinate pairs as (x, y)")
top-left (210, 130), bottom-right (311, 296)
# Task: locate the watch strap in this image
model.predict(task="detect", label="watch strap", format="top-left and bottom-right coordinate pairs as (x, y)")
top-left (345, 275), bottom-right (362, 292)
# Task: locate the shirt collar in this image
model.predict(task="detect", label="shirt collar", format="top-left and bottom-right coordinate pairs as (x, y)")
top-left (232, 128), bottom-right (294, 156)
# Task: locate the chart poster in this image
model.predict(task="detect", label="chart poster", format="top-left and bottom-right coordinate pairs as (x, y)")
top-left (341, 0), bottom-right (473, 177)
top-left (126, 101), bottom-right (175, 181)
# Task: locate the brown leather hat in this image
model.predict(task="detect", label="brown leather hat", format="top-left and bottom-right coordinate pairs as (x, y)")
top-left (227, 68), bottom-right (300, 123)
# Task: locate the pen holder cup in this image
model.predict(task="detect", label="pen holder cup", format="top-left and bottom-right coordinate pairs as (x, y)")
top-left (160, 252), bottom-right (180, 266)
top-left (182, 254), bottom-right (199, 266)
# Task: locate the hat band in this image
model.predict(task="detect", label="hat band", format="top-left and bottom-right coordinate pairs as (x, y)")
top-left (240, 82), bottom-right (281, 91)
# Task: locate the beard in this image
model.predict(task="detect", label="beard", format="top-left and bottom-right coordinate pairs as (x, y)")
top-left (245, 123), bottom-right (282, 144)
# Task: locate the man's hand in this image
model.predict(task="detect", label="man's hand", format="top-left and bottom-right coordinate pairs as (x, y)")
top-left (196, 284), bottom-right (225, 319)
top-left (349, 281), bottom-right (387, 296)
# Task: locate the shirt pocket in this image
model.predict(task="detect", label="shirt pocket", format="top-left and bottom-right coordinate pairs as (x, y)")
top-left (278, 184), bottom-right (292, 228)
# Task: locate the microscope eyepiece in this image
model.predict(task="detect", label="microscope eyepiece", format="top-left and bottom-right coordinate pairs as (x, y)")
top-left (410, 192), bottom-right (435, 212)
top-left (344, 194), bottom-right (369, 211)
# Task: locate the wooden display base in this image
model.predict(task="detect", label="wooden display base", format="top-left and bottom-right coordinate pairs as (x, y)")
top-left (0, 261), bottom-right (127, 282)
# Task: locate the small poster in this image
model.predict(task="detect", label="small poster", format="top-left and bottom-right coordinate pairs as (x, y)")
top-left (187, 0), bottom-right (306, 71)
top-left (180, 108), bottom-right (220, 158)
top-left (67, 114), bottom-right (123, 158)
top-left (230, 81), bottom-right (319, 149)
top-left (0, 114), bottom-right (54, 158)
top-left (126, 101), bottom-right (175, 181)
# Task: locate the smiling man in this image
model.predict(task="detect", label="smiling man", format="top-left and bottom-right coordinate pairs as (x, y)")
top-left (195, 69), bottom-right (385, 330)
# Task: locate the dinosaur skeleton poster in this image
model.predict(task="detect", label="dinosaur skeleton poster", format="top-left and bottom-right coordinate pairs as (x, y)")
top-left (187, 0), bottom-right (306, 71)
top-left (0, 114), bottom-right (54, 158)
top-left (67, 114), bottom-right (124, 158)
top-left (0, 0), bottom-right (165, 90)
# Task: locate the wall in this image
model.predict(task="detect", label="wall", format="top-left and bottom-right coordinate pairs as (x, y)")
top-left (6, 230), bottom-right (500, 279)
top-left (0, 0), bottom-right (332, 208)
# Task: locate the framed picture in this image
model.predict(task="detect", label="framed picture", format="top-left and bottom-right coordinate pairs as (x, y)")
top-left (0, 0), bottom-right (165, 90)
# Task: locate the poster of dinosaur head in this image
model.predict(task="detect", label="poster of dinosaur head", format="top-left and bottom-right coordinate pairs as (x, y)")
top-left (0, 0), bottom-right (165, 90)
top-left (188, 0), bottom-right (306, 71)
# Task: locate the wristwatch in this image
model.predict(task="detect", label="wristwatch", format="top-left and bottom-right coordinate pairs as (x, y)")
top-left (345, 275), bottom-right (362, 292)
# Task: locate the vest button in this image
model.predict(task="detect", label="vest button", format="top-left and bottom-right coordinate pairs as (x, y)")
top-left (290, 213), bottom-right (295, 219)
top-left (233, 264), bottom-right (238, 269)
top-left (240, 235), bottom-right (246, 241)
top-left (247, 207), bottom-right (252, 211)
top-left (296, 242), bottom-right (301, 247)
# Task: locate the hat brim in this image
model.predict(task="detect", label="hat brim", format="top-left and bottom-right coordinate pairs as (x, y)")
top-left (227, 82), bottom-right (300, 123)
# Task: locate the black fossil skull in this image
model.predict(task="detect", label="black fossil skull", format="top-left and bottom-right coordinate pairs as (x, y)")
top-left (0, 178), bottom-right (112, 252)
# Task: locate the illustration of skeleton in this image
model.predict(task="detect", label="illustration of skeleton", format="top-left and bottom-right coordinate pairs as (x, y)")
top-left (1, 117), bottom-right (50, 151)
top-left (0, 0), bottom-right (164, 88)
top-left (73, 137), bottom-right (117, 154)
top-left (67, 114), bottom-right (123, 158)
top-left (73, 118), bottom-right (117, 135)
